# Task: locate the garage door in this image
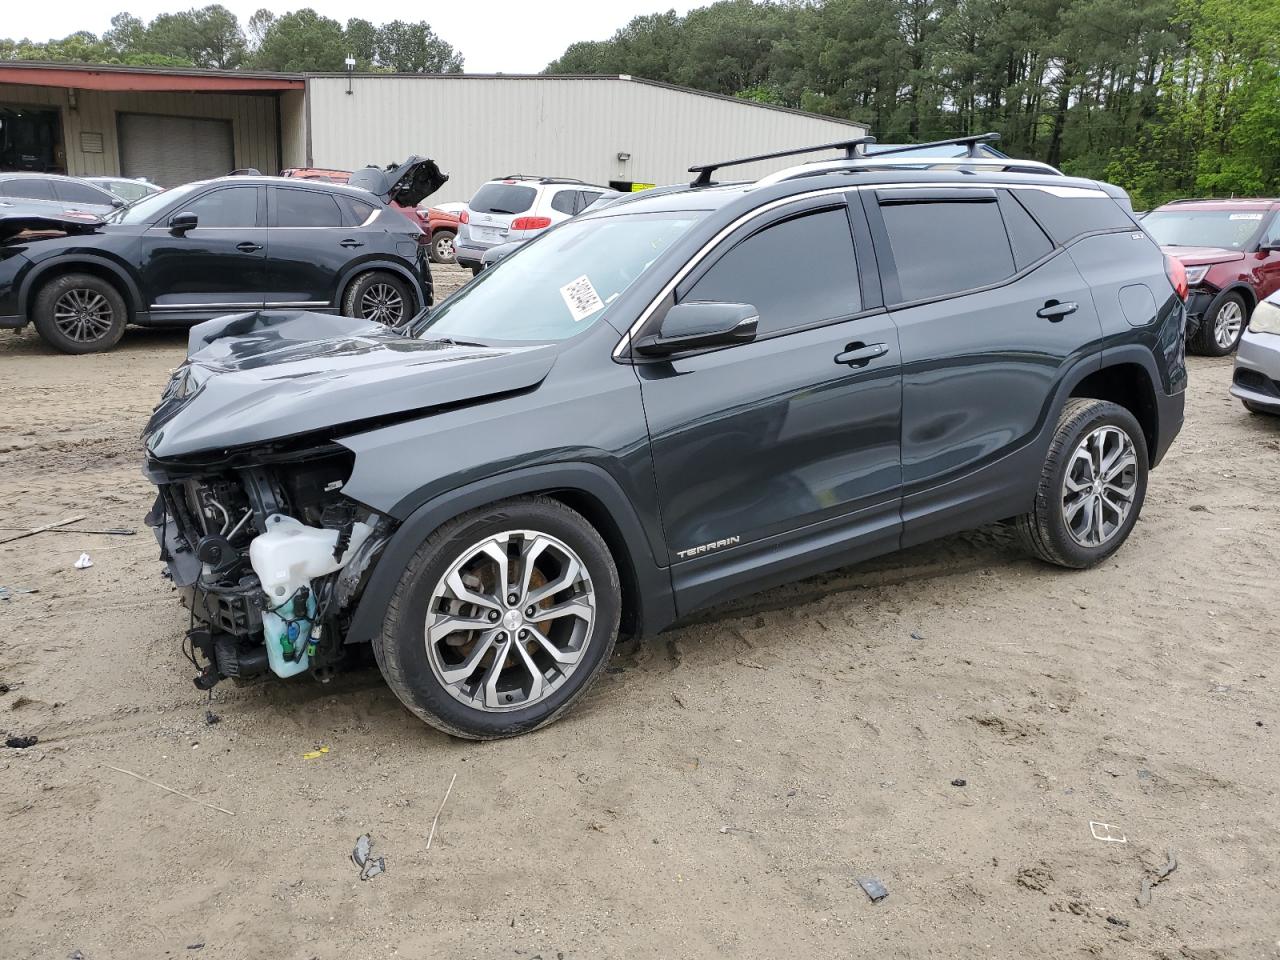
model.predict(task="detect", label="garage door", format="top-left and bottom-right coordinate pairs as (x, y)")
top-left (118, 113), bottom-right (234, 187)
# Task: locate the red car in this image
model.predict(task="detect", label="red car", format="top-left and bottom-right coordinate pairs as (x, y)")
top-left (1143, 198), bottom-right (1280, 355)
top-left (280, 166), bottom-right (458, 264)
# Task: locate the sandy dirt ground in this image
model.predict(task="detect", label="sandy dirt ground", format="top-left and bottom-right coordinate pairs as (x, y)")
top-left (2, 268), bottom-right (1278, 959)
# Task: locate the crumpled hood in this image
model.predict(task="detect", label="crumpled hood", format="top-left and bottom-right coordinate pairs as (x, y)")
top-left (144, 310), bottom-right (556, 460)
top-left (1161, 245), bottom-right (1246, 266)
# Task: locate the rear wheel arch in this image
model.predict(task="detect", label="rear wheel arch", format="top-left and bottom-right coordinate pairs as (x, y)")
top-left (337, 261), bottom-right (423, 315)
top-left (1068, 361), bottom-right (1158, 460)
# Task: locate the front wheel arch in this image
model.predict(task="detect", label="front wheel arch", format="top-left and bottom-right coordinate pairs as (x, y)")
top-left (22, 258), bottom-right (139, 324)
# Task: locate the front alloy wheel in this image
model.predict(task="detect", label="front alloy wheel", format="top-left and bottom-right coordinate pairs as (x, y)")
top-left (1191, 292), bottom-right (1248, 356)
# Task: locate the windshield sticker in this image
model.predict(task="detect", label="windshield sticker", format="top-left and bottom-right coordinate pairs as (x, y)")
top-left (560, 275), bottom-right (605, 322)
top-left (1229, 213), bottom-right (1263, 220)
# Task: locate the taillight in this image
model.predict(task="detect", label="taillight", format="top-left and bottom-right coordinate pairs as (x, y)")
top-left (511, 216), bottom-right (552, 231)
top-left (459, 210), bottom-right (469, 224)
top-left (1165, 255), bottom-right (1188, 301)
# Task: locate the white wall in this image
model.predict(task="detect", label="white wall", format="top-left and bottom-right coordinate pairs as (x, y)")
top-left (305, 75), bottom-right (868, 205)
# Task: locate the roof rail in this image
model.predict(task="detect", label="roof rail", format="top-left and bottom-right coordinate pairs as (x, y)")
top-left (688, 137), bottom-right (878, 187)
top-left (1163, 196), bottom-right (1278, 204)
top-left (754, 153), bottom-right (1060, 189)
top-left (498, 174), bottom-right (588, 185)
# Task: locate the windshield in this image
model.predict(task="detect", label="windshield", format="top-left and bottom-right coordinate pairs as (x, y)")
top-left (109, 182), bottom-right (201, 224)
top-left (420, 211), bottom-right (706, 342)
top-left (1144, 208), bottom-right (1266, 250)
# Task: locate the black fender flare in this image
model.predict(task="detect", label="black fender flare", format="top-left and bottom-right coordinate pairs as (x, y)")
top-left (1208, 282), bottom-right (1257, 315)
top-left (344, 462), bottom-right (676, 646)
top-left (19, 255), bottom-right (143, 322)
top-left (336, 259), bottom-right (428, 313)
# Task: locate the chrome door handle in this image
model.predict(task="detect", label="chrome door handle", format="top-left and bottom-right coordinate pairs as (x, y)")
top-left (1037, 300), bottom-right (1078, 321)
top-left (835, 342), bottom-right (888, 366)
top-left (236, 241), bottom-right (262, 253)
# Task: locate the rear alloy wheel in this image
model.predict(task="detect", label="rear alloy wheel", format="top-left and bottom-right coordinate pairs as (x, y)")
top-left (374, 497), bottom-right (620, 739)
top-left (1191, 291), bottom-right (1247, 357)
top-left (32, 272), bottom-right (128, 354)
top-left (430, 230), bottom-right (456, 264)
top-left (1017, 398), bottom-right (1149, 568)
top-left (343, 272), bottom-right (413, 326)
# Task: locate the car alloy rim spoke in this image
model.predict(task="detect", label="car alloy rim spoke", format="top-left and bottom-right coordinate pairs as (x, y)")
top-left (362, 283), bottom-right (403, 324)
top-left (424, 529), bottom-right (595, 712)
top-left (54, 289), bottom-right (112, 341)
top-left (1216, 301), bottom-right (1242, 347)
top-left (1062, 425), bottom-right (1136, 548)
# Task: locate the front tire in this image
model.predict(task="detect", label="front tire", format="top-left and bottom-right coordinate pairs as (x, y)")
top-left (374, 497), bottom-right (621, 740)
top-left (429, 230), bottom-right (456, 264)
top-left (342, 271), bottom-right (413, 326)
top-left (1017, 398), bottom-right (1149, 569)
top-left (32, 272), bottom-right (128, 354)
top-left (1191, 291), bottom-right (1247, 356)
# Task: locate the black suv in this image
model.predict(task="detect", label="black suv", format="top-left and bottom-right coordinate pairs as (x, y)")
top-left (142, 135), bottom-right (1186, 739)
top-left (0, 158), bottom-right (445, 353)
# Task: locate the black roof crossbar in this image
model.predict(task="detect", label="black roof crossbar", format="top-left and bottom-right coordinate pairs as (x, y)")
top-left (860, 132), bottom-right (1002, 159)
top-left (688, 137), bottom-right (878, 187)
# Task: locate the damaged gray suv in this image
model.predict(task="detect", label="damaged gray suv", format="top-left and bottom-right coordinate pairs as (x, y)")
top-left (144, 135), bottom-right (1187, 739)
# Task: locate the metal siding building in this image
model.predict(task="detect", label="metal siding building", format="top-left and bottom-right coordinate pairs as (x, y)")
top-left (303, 74), bottom-right (868, 204)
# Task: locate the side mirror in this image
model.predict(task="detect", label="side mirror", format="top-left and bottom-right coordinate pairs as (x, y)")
top-left (110, 197), bottom-right (125, 208)
top-left (633, 301), bottom-right (759, 357)
top-left (169, 211), bottom-right (198, 233)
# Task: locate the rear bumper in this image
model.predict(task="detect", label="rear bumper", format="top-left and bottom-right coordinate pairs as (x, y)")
top-left (1153, 387), bottom-right (1185, 468)
top-left (1230, 329), bottom-right (1280, 410)
top-left (454, 238), bottom-right (486, 269)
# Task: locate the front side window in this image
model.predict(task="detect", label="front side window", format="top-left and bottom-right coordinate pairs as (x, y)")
top-left (112, 182), bottom-right (203, 224)
top-left (420, 211), bottom-right (705, 342)
top-left (1144, 208), bottom-right (1268, 251)
top-left (54, 180), bottom-right (113, 205)
top-left (181, 187), bottom-right (259, 228)
top-left (274, 188), bottom-right (343, 227)
top-left (0, 178), bottom-right (55, 200)
top-left (881, 199), bottom-right (1014, 302)
top-left (684, 207), bottom-right (861, 337)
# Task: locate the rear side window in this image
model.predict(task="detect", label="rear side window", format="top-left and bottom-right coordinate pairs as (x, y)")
top-left (0, 178), bottom-right (55, 200)
top-left (470, 182), bottom-right (536, 215)
top-left (54, 180), bottom-right (112, 205)
top-left (684, 207), bottom-right (861, 337)
top-left (550, 190), bottom-right (578, 215)
top-left (275, 188), bottom-right (343, 227)
top-left (999, 191), bottom-right (1054, 269)
top-left (336, 194), bottom-right (376, 227)
top-left (880, 199), bottom-right (1014, 301)
top-left (1014, 189), bottom-right (1134, 245)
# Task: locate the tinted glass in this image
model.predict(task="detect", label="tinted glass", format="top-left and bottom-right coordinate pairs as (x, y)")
top-left (421, 212), bottom-right (705, 342)
top-left (1000, 191), bottom-right (1054, 269)
top-left (1143, 208), bottom-right (1267, 251)
top-left (275, 188), bottom-right (343, 227)
top-left (550, 190), bottom-right (577, 215)
top-left (881, 199), bottom-right (1014, 301)
top-left (106, 181), bottom-right (153, 202)
top-left (183, 187), bottom-right (258, 228)
top-left (470, 182), bottom-right (536, 215)
top-left (1016, 189), bottom-right (1134, 245)
top-left (112, 182), bottom-right (203, 224)
top-left (54, 180), bottom-right (112, 205)
top-left (579, 191), bottom-right (603, 210)
top-left (0, 178), bottom-right (55, 200)
top-left (336, 194), bottom-right (376, 227)
top-left (686, 208), bottom-right (861, 336)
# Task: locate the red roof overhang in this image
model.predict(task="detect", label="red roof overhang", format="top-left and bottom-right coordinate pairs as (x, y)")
top-left (0, 64), bottom-right (302, 92)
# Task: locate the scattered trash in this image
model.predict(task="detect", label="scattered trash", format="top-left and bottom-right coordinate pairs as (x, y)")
top-left (0, 514), bottom-right (87, 546)
top-left (0, 585), bottom-right (38, 601)
top-left (102, 763), bottom-right (235, 816)
top-left (1257, 720), bottom-right (1265, 728)
top-left (1089, 820), bottom-right (1127, 843)
top-left (910, 631), bottom-right (924, 640)
top-left (73, 553), bottom-right (93, 570)
top-left (857, 877), bottom-right (889, 904)
top-left (204, 710), bottom-right (221, 726)
top-left (950, 778), bottom-right (967, 787)
top-left (1137, 769), bottom-right (1153, 780)
top-left (352, 833), bottom-right (385, 880)
top-left (1136, 849), bottom-right (1177, 908)
top-left (5, 735), bottom-right (38, 749)
top-left (426, 772), bottom-right (458, 851)
top-left (301, 746), bottom-right (330, 759)
top-left (187, 943), bottom-right (205, 950)
top-left (68, 951), bottom-right (86, 960)
top-left (0, 525), bottom-right (135, 537)
top-left (671, 691), bottom-right (687, 709)
top-left (1188, 504), bottom-right (1209, 513)
top-left (1106, 915), bottom-right (1130, 928)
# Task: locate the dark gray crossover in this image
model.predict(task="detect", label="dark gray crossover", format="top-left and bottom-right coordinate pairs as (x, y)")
top-left (142, 135), bottom-right (1187, 739)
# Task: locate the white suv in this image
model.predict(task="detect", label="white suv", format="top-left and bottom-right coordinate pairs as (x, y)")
top-left (454, 176), bottom-right (613, 273)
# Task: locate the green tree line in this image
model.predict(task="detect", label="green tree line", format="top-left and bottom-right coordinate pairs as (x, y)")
top-left (546, 0), bottom-right (1280, 207)
top-left (0, 5), bottom-right (463, 74)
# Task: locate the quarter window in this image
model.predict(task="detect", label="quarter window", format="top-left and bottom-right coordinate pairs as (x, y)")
top-left (1014, 189), bottom-right (1134, 245)
top-left (550, 190), bottom-right (578, 215)
top-left (275, 188), bottom-right (343, 227)
top-left (880, 199), bottom-right (1014, 301)
top-left (336, 195), bottom-right (376, 227)
top-left (684, 207), bottom-right (862, 337)
top-left (999, 191), bottom-right (1054, 269)
top-left (180, 187), bottom-right (258, 228)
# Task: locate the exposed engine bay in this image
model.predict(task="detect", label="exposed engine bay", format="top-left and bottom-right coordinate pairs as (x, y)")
top-left (145, 444), bottom-right (393, 690)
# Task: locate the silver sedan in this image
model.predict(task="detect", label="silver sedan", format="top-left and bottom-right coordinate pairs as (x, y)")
top-left (1231, 290), bottom-right (1280, 415)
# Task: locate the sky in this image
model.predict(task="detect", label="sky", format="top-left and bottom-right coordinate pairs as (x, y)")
top-left (4, 1), bottom-right (696, 73)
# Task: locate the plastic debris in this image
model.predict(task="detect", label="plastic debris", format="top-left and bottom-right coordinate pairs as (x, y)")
top-left (5, 735), bottom-right (38, 749)
top-left (74, 553), bottom-right (93, 570)
top-left (1090, 820), bottom-right (1127, 843)
top-left (361, 857), bottom-right (385, 880)
top-left (951, 778), bottom-right (967, 787)
top-left (910, 631), bottom-right (924, 640)
top-left (858, 877), bottom-right (889, 903)
top-left (0, 586), bottom-right (38, 601)
top-left (352, 834), bottom-right (385, 880)
top-left (302, 746), bottom-right (330, 759)
top-left (204, 710), bottom-right (221, 726)
top-left (1136, 849), bottom-right (1177, 908)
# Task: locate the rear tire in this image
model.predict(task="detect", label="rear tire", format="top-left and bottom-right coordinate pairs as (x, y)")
top-left (429, 230), bottom-right (456, 264)
top-left (375, 496), bottom-right (621, 740)
top-left (32, 272), bottom-right (128, 354)
top-left (342, 271), bottom-right (413, 326)
top-left (1190, 291), bottom-right (1247, 356)
top-left (1017, 398), bottom-right (1149, 569)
